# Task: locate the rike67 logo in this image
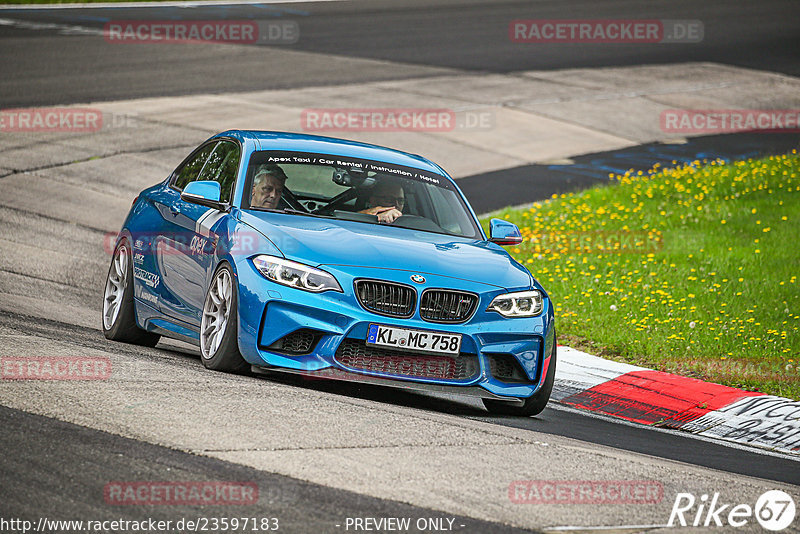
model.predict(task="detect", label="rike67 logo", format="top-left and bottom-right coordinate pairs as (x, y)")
top-left (668, 490), bottom-right (796, 531)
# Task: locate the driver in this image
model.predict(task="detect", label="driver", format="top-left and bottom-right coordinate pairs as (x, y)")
top-left (360, 180), bottom-right (405, 224)
top-left (250, 164), bottom-right (287, 210)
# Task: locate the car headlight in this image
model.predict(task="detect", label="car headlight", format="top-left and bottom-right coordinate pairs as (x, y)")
top-left (487, 290), bottom-right (543, 317)
top-left (252, 255), bottom-right (342, 293)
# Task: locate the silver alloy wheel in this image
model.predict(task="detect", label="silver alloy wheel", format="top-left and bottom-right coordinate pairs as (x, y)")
top-left (201, 268), bottom-right (233, 359)
top-left (103, 244), bottom-right (128, 330)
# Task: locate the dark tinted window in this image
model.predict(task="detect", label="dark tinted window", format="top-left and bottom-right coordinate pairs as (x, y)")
top-left (197, 141), bottom-right (240, 203)
top-left (173, 142), bottom-right (217, 190)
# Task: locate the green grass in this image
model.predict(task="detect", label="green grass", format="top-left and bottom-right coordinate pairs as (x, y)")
top-left (482, 152), bottom-right (800, 399)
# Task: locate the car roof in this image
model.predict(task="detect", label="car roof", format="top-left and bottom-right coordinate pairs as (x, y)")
top-left (215, 130), bottom-right (450, 178)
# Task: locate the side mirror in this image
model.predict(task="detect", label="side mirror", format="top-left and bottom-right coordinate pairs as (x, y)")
top-left (181, 180), bottom-right (225, 210)
top-left (489, 218), bottom-right (523, 246)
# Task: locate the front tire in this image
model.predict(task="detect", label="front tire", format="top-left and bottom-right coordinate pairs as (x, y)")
top-left (483, 335), bottom-right (557, 417)
top-left (199, 263), bottom-right (248, 373)
top-left (102, 239), bottom-right (161, 347)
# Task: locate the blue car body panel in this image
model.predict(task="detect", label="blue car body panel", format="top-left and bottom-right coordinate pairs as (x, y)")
top-left (116, 131), bottom-right (555, 400)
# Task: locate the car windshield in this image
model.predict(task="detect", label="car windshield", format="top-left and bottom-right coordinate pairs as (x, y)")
top-left (242, 150), bottom-right (482, 239)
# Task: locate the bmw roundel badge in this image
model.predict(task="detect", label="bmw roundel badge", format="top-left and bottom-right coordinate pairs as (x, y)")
top-left (410, 274), bottom-right (426, 284)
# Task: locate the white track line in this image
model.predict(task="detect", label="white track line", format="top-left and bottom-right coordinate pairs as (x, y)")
top-left (0, 0), bottom-right (343, 10)
top-left (543, 525), bottom-right (670, 532)
top-left (0, 16), bottom-right (102, 34)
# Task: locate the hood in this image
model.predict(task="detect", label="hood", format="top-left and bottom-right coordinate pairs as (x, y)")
top-left (239, 211), bottom-right (532, 290)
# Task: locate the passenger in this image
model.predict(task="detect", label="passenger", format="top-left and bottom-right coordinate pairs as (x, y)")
top-left (250, 165), bottom-right (287, 210)
top-left (360, 180), bottom-right (405, 224)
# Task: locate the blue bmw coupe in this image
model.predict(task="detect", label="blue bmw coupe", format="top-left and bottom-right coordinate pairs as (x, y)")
top-left (103, 131), bottom-right (556, 415)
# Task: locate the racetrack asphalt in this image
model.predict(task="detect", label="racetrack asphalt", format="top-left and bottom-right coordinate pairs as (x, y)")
top-left (2, 309), bottom-right (798, 533)
top-left (461, 132), bottom-right (800, 214)
top-left (0, 403), bottom-right (531, 534)
top-left (1, 0), bottom-right (800, 531)
top-left (0, 0), bottom-right (799, 106)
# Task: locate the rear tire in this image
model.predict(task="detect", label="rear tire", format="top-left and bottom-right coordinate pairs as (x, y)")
top-left (102, 239), bottom-right (161, 347)
top-left (199, 263), bottom-right (249, 374)
top-left (483, 335), bottom-right (557, 417)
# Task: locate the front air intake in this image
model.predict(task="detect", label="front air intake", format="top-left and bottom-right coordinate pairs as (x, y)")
top-left (335, 339), bottom-right (479, 381)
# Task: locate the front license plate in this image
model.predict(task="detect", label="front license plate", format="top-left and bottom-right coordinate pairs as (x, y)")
top-left (366, 324), bottom-right (462, 355)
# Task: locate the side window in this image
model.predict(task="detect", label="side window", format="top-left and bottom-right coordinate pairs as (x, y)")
top-left (197, 141), bottom-right (240, 203)
top-left (173, 142), bottom-right (217, 190)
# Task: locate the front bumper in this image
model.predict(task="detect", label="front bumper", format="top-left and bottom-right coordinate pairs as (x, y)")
top-left (250, 365), bottom-right (527, 404)
top-left (235, 262), bottom-right (555, 400)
